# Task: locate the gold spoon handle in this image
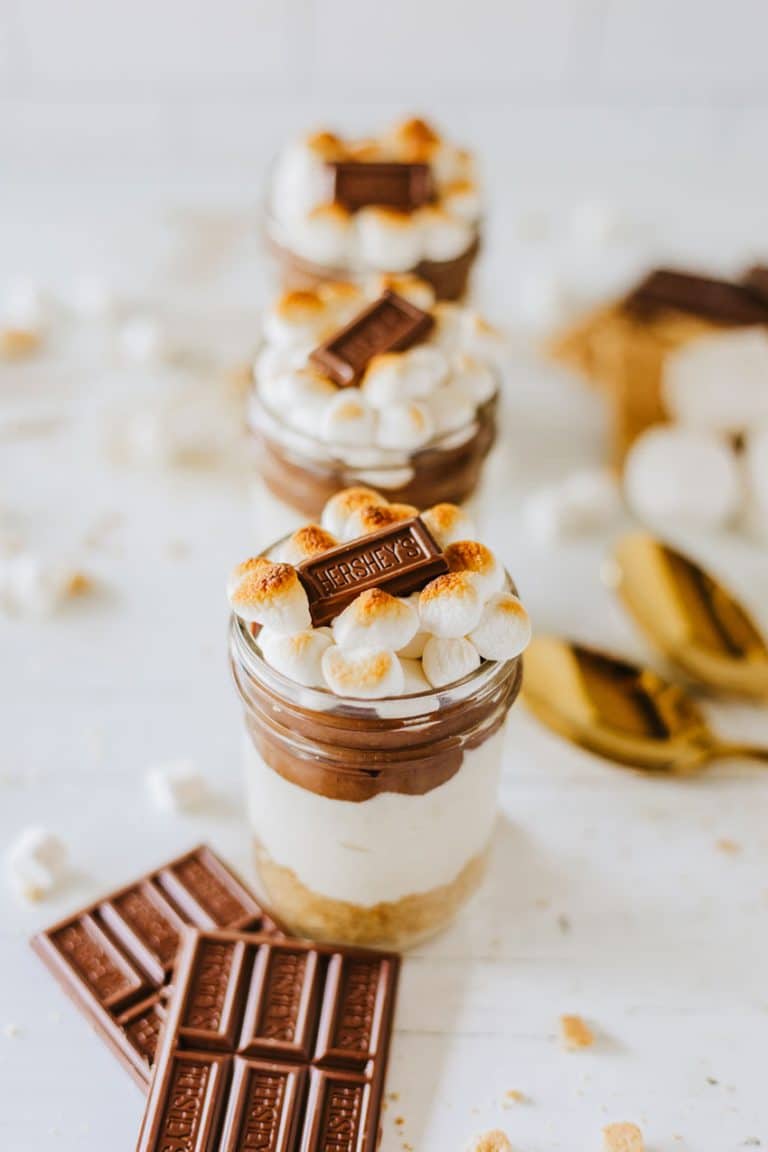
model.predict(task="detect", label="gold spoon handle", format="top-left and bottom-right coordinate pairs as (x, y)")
top-left (711, 741), bottom-right (768, 765)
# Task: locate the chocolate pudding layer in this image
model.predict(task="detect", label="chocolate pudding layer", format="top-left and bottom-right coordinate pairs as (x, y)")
top-left (250, 392), bottom-right (498, 520)
top-left (230, 613), bottom-right (522, 948)
top-left (267, 231), bottom-right (480, 302)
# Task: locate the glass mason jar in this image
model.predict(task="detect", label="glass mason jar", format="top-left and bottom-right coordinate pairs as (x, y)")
top-left (230, 595), bottom-right (523, 951)
top-left (247, 385), bottom-right (499, 521)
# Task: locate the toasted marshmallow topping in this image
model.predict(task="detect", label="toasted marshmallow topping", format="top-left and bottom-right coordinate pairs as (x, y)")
top-left (321, 486), bottom-right (388, 537)
top-left (367, 273), bottom-right (436, 311)
top-left (333, 588), bottom-right (419, 652)
top-left (269, 117), bottom-right (480, 273)
top-left (228, 560), bottom-right (311, 633)
top-left (469, 593), bottom-right (531, 661)
top-left (321, 646), bottom-right (405, 699)
top-left (231, 486), bottom-right (530, 699)
top-left (419, 571), bottom-right (484, 638)
top-left (252, 277), bottom-right (501, 464)
top-left (421, 502), bottom-right (475, 547)
top-left (277, 525), bottom-right (338, 565)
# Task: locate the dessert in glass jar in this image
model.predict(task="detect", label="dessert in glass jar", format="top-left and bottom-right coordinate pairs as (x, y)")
top-left (249, 275), bottom-right (504, 520)
top-left (229, 487), bottom-right (530, 950)
top-left (265, 117), bottom-right (481, 300)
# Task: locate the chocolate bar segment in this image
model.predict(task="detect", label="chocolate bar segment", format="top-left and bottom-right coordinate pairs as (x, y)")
top-left (624, 268), bottom-right (768, 326)
top-left (137, 930), bottom-right (399, 1152)
top-left (329, 160), bottom-right (434, 213)
top-left (31, 845), bottom-right (282, 1088)
top-left (309, 289), bottom-right (434, 387)
top-left (742, 265), bottom-right (768, 308)
top-left (297, 516), bottom-right (448, 627)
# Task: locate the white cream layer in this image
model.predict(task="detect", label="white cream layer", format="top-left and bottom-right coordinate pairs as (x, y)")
top-left (243, 726), bottom-right (506, 907)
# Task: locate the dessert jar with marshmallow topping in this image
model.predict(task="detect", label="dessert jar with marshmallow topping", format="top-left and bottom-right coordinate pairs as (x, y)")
top-left (249, 275), bottom-right (503, 520)
top-left (229, 488), bottom-right (530, 949)
top-left (265, 117), bottom-right (481, 300)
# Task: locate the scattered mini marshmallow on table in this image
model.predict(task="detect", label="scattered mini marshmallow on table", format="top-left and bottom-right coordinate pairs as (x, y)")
top-left (0, 553), bottom-right (92, 617)
top-left (6, 827), bottom-right (68, 901)
top-left (228, 487), bottom-right (530, 699)
top-left (145, 760), bottom-right (209, 812)
top-left (525, 468), bottom-right (621, 543)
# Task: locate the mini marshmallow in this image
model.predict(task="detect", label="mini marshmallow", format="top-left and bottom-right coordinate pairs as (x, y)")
top-left (430, 303), bottom-right (465, 353)
top-left (261, 368), bottom-right (337, 423)
top-left (276, 525), bottom-right (338, 565)
top-left (624, 425), bottom-right (742, 529)
top-left (319, 281), bottom-right (366, 325)
top-left (418, 206), bottom-right (473, 262)
top-left (342, 501), bottom-right (418, 541)
top-left (444, 540), bottom-right (504, 600)
top-left (419, 571), bottom-right (483, 638)
top-left (228, 559), bottom-right (311, 633)
top-left (146, 760), bottom-right (209, 812)
top-left (421, 503), bottom-right (476, 547)
top-left (292, 203), bottom-right (353, 268)
top-left (431, 143), bottom-right (474, 186)
top-left (428, 382), bottom-right (476, 435)
top-left (321, 487), bottom-right (388, 537)
top-left (441, 179), bottom-right (482, 222)
top-left (6, 827), bottom-right (68, 901)
top-left (321, 645), bottom-right (405, 699)
top-left (254, 343), bottom-right (309, 384)
top-left (390, 117), bottom-right (441, 159)
top-left (400, 657), bottom-right (431, 694)
top-left (422, 635), bottom-right (480, 688)
top-left (270, 141), bottom-right (338, 221)
top-left (663, 328), bottom-right (768, 433)
top-left (263, 290), bottom-right (330, 347)
top-left (368, 274), bottom-right (436, 311)
top-left (451, 355), bottom-right (497, 405)
top-left (525, 469), bottom-right (621, 543)
top-left (460, 312), bottom-right (507, 364)
top-left (321, 388), bottom-right (375, 446)
top-left (356, 208), bottom-right (423, 272)
top-left (1, 554), bottom-right (82, 617)
top-left (259, 627), bottom-right (333, 688)
top-left (469, 592), bottom-right (531, 661)
top-left (332, 588), bottom-right (419, 651)
top-left (375, 401), bottom-right (435, 450)
top-left (119, 315), bottom-right (167, 365)
top-left (362, 345), bottom-right (448, 407)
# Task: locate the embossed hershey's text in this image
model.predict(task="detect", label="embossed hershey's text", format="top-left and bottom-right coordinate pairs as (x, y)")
top-left (312, 532), bottom-right (425, 597)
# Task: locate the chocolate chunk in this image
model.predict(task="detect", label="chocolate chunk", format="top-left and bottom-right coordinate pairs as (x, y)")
top-left (31, 845), bottom-right (282, 1087)
top-left (329, 160), bottom-right (434, 212)
top-left (624, 268), bottom-right (768, 326)
top-left (742, 265), bottom-right (768, 308)
top-left (297, 516), bottom-right (448, 627)
top-left (137, 929), bottom-right (399, 1152)
top-left (309, 289), bottom-right (434, 387)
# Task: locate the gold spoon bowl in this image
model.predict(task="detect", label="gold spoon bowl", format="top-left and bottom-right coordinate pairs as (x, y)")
top-left (607, 533), bottom-right (768, 699)
top-left (522, 635), bottom-right (768, 775)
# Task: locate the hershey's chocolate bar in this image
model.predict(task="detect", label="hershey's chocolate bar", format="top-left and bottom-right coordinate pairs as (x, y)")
top-left (742, 265), bottom-right (768, 308)
top-left (31, 845), bottom-right (281, 1087)
top-left (309, 289), bottom-right (434, 387)
top-left (297, 516), bottom-right (447, 627)
top-left (329, 159), bottom-right (434, 213)
top-left (624, 268), bottom-right (768, 326)
top-left (136, 930), bottom-right (399, 1152)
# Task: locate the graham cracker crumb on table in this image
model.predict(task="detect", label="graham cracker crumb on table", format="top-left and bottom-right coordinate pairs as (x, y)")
top-left (602, 1121), bottom-right (644, 1152)
top-left (560, 1013), bottom-right (594, 1049)
top-left (467, 1130), bottom-right (513, 1152)
top-left (716, 837), bottom-right (741, 855)
top-left (502, 1089), bottom-right (527, 1107)
top-left (394, 1116), bottom-right (405, 1127)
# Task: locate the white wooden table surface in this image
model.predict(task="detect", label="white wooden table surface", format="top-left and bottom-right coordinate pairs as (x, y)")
top-left (1, 150), bottom-right (767, 1151)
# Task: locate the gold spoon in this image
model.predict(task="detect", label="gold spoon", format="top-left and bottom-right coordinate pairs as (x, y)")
top-left (606, 533), bottom-right (768, 699)
top-left (522, 635), bottom-right (768, 775)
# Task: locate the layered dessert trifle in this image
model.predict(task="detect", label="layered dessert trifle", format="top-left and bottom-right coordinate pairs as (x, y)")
top-left (249, 277), bottom-right (503, 518)
top-left (229, 487), bottom-right (530, 948)
top-left (266, 116), bottom-right (481, 300)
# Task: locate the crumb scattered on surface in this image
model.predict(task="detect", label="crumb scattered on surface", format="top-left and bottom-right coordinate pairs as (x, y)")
top-left (502, 1089), bottom-right (527, 1107)
top-left (560, 1013), bottom-right (594, 1049)
top-left (394, 1116), bottom-right (404, 1127)
top-left (64, 570), bottom-right (93, 597)
top-left (602, 1122), bottom-right (644, 1152)
top-left (467, 1130), bottom-right (513, 1152)
top-left (557, 913), bottom-right (572, 933)
top-left (3, 1024), bottom-right (20, 1038)
top-left (706, 1076), bottom-right (719, 1085)
top-left (386, 1091), bottom-right (400, 1102)
top-left (716, 838), bottom-right (741, 855)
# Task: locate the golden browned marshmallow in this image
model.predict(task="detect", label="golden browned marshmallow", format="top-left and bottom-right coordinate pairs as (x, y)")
top-left (418, 571), bottom-right (483, 638)
top-left (421, 502), bottom-right (476, 547)
top-left (278, 525), bottom-right (338, 565)
top-left (321, 646), bottom-right (405, 699)
top-left (320, 486), bottom-right (389, 537)
top-left (305, 130), bottom-right (346, 160)
top-left (444, 540), bottom-right (504, 600)
top-left (342, 502), bottom-right (419, 541)
top-left (470, 593), bottom-right (531, 661)
top-left (228, 560), bottom-right (311, 633)
top-left (332, 588), bottom-right (420, 651)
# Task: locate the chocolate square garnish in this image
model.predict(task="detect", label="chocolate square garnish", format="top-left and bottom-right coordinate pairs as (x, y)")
top-left (742, 265), bottom-right (768, 309)
top-left (624, 268), bottom-right (768, 326)
top-left (309, 289), bottom-right (434, 387)
top-left (329, 160), bottom-right (434, 213)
